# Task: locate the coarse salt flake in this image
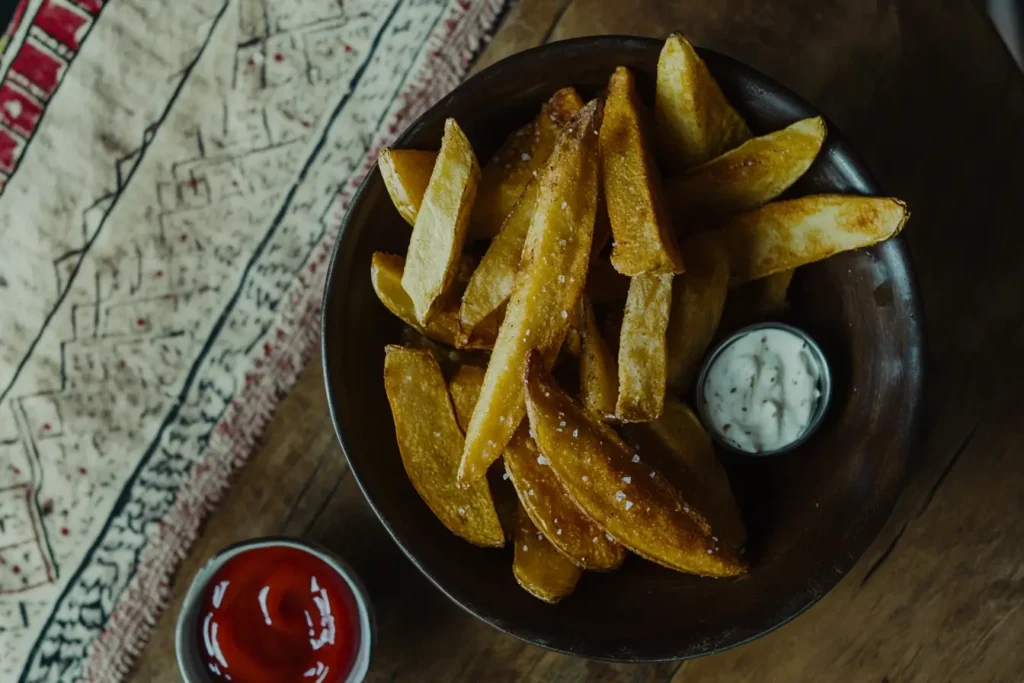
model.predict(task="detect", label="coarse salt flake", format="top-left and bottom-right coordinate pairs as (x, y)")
top-left (582, 475), bottom-right (589, 481)
top-left (572, 428), bottom-right (579, 438)
top-left (561, 310), bottom-right (568, 319)
top-left (556, 529), bottom-right (562, 535)
top-left (606, 533), bottom-right (615, 542)
top-left (458, 507), bottom-right (465, 514)
top-left (622, 476), bottom-right (631, 484)
top-left (536, 455), bottom-right (549, 466)
top-left (523, 545), bottom-right (528, 551)
top-left (521, 152), bottom-right (531, 161)
top-left (632, 454), bottom-right (640, 463)
top-left (561, 201), bottom-right (567, 209)
top-left (615, 490), bottom-right (626, 502)
top-left (625, 501), bottom-right (633, 510)
top-left (502, 472), bottom-right (510, 481)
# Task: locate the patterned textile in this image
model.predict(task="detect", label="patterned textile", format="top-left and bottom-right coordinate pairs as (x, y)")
top-left (0, 0), bottom-right (508, 679)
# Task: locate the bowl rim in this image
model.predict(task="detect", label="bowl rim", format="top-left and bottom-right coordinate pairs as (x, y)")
top-left (320, 34), bottom-right (926, 662)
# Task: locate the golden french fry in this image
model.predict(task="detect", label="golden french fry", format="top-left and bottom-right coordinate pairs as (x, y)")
top-left (372, 253), bottom-right (496, 350)
top-left (524, 352), bottom-right (746, 576)
top-left (616, 273), bottom-right (673, 422)
top-left (505, 425), bottom-right (625, 569)
top-left (655, 33), bottom-right (752, 171)
top-left (580, 297), bottom-right (618, 418)
top-left (563, 303), bottom-right (583, 357)
top-left (721, 195), bottom-right (910, 285)
top-left (586, 258), bottom-right (630, 304)
top-left (718, 268), bottom-right (795, 333)
top-left (601, 66), bottom-right (684, 276)
top-left (398, 328), bottom-right (490, 379)
top-left (513, 505), bottom-right (582, 603)
top-left (623, 398), bottom-right (747, 549)
top-left (383, 346), bottom-right (504, 547)
top-left (402, 119), bottom-right (480, 324)
top-left (458, 101), bottom-right (603, 485)
top-left (666, 232), bottom-right (730, 393)
top-left (470, 87), bottom-right (585, 239)
top-left (449, 364), bottom-right (487, 432)
top-left (665, 117), bottom-right (826, 218)
top-left (459, 181), bottom-right (538, 336)
top-left (460, 91), bottom-right (585, 335)
top-left (378, 148), bottom-right (438, 226)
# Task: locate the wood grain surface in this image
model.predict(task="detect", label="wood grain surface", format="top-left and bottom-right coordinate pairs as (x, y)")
top-left (133, 1), bottom-right (1024, 681)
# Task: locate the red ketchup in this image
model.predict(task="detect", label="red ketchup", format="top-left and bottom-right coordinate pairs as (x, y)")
top-left (196, 545), bottom-right (361, 683)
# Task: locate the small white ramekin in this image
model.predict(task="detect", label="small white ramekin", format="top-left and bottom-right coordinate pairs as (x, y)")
top-left (175, 537), bottom-right (374, 683)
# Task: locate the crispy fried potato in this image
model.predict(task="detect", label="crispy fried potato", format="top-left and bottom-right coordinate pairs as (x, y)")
top-left (459, 181), bottom-right (539, 336)
top-left (586, 258), bottom-right (630, 304)
top-left (450, 364), bottom-right (487, 432)
top-left (616, 273), bottom-right (673, 422)
top-left (718, 268), bottom-right (795, 333)
top-left (458, 101), bottom-right (603, 485)
top-left (460, 92), bottom-right (585, 334)
top-left (563, 303), bottom-right (583, 357)
top-left (398, 328), bottom-right (490, 379)
top-left (655, 33), bottom-right (752, 171)
top-left (402, 119), bottom-right (480, 324)
top-left (623, 398), bottom-right (747, 548)
top-left (524, 352), bottom-right (746, 576)
top-left (601, 67), bottom-right (684, 276)
top-left (721, 195), bottom-right (910, 285)
top-left (665, 117), bottom-right (826, 218)
top-left (513, 505), bottom-right (582, 603)
top-left (666, 232), bottom-right (730, 393)
top-left (378, 148), bottom-right (438, 226)
top-left (372, 253), bottom-right (496, 350)
top-left (580, 297), bottom-right (618, 418)
top-left (470, 87), bottom-right (585, 240)
top-left (383, 346), bottom-right (504, 547)
top-left (505, 425), bottom-right (625, 569)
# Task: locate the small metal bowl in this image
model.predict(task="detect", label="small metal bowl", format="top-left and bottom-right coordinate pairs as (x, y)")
top-left (695, 322), bottom-right (833, 456)
top-left (175, 537), bottom-right (374, 683)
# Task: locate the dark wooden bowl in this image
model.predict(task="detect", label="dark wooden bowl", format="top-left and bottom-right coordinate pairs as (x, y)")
top-left (321, 36), bottom-right (924, 661)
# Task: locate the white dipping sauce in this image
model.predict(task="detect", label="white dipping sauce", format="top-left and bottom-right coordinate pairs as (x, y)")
top-left (703, 328), bottom-right (822, 453)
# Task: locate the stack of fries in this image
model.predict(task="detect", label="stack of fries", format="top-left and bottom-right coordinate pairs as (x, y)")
top-left (372, 34), bottom-right (909, 603)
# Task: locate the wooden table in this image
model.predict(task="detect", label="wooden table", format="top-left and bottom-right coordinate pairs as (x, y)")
top-left (134, 1), bottom-right (1024, 680)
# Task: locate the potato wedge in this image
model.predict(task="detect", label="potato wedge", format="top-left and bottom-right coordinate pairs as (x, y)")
top-left (655, 32), bottom-right (752, 171)
top-left (383, 346), bottom-right (504, 547)
top-left (524, 352), bottom-right (746, 576)
top-left (513, 505), bottom-right (582, 603)
top-left (372, 252), bottom-right (496, 350)
top-left (470, 87), bottom-right (585, 240)
top-left (666, 232), bottom-right (730, 393)
top-left (458, 101), bottom-right (603, 485)
top-left (459, 91), bottom-right (585, 334)
top-left (623, 398), bottom-right (747, 549)
top-left (721, 195), bottom-right (910, 285)
top-left (601, 66), bottom-right (684, 276)
top-left (459, 181), bottom-right (539, 336)
top-left (505, 425), bottom-right (625, 570)
top-left (378, 148), bottom-right (438, 226)
top-left (402, 119), bottom-right (480, 324)
top-left (616, 273), bottom-right (673, 422)
top-left (580, 297), bottom-right (618, 418)
top-left (718, 268), bottom-right (795, 333)
top-left (449, 364), bottom-right (487, 432)
top-left (664, 116), bottom-right (826, 217)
